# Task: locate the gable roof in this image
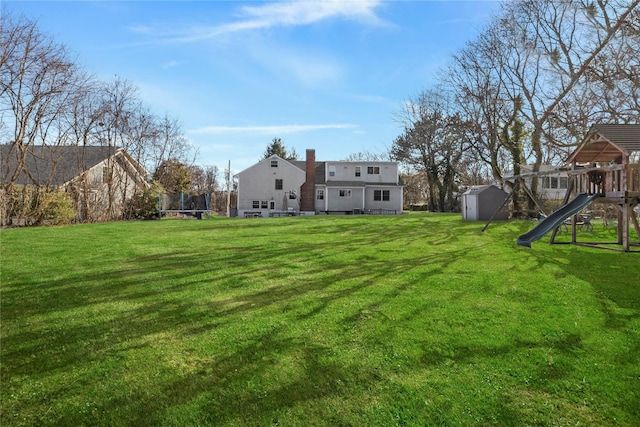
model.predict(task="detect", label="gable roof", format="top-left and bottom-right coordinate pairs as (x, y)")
top-left (1, 145), bottom-right (124, 186)
top-left (235, 154), bottom-right (301, 177)
top-left (567, 124), bottom-right (640, 164)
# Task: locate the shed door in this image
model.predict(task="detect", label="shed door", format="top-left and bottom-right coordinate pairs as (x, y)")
top-left (465, 195), bottom-right (478, 220)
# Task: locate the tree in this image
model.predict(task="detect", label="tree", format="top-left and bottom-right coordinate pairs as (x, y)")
top-left (187, 164), bottom-right (219, 194)
top-left (0, 13), bottom-right (84, 224)
top-left (261, 138), bottom-right (299, 161)
top-left (392, 89), bottom-right (471, 212)
top-left (492, 0), bottom-right (639, 175)
top-left (434, 0), bottom-right (639, 214)
top-left (444, 23), bottom-right (521, 186)
top-left (148, 114), bottom-right (195, 173)
top-left (153, 159), bottom-right (191, 194)
top-left (1, 14), bottom-right (196, 225)
top-left (344, 150), bottom-right (390, 162)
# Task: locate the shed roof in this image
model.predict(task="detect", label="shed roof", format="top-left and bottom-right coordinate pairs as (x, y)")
top-left (567, 124), bottom-right (640, 164)
top-left (462, 185), bottom-right (506, 196)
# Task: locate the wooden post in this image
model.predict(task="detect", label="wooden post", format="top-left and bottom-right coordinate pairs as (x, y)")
top-left (621, 205), bottom-right (629, 251)
top-left (616, 205), bottom-right (624, 246)
top-left (519, 180), bottom-right (546, 215)
top-left (632, 205), bottom-right (640, 242)
top-left (482, 184), bottom-right (515, 232)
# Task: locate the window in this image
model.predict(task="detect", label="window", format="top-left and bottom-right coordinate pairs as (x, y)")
top-left (252, 200), bottom-right (260, 209)
top-left (542, 176), bottom-right (568, 189)
top-left (329, 166), bottom-right (336, 177)
top-left (261, 201), bottom-right (268, 209)
top-left (289, 192), bottom-right (296, 199)
top-left (374, 190), bottom-right (390, 201)
top-left (339, 189), bottom-right (351, 197)
top-left (355, 166), bottom-right (361, 177)
top-left (271, 160), bottom-right (278, 167)
top-left (102, 166), bottom-right (110, 183)
top-left (367, 166), bottom-right (380, 175)
top-left (269, 201), bottom-right (275, 209)
top-left (275, 179), bottom-right (283, 190)
top-left (316, 189), bottom-right (324, 200)
top-left (559, 177), bottom-right (568, 189)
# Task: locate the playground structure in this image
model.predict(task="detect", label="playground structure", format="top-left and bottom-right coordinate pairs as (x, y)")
top-left (158, 193), bottom-right (211, 219)
top-left (508, 124), bottom-right (640, 251)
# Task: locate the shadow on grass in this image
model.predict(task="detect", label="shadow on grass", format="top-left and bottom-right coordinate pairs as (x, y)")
top-left (5, 215), bottom-right (637, 425)
top-left (2, 215), bottom-right (489, 425)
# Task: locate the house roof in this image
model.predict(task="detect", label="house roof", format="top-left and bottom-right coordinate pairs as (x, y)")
top-left (567, 124), bottom-right (640, 164)
top-left (2, 145), bottom-right (121, 186)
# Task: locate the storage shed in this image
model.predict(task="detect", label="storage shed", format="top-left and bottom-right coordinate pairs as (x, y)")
top-left (462, 185), bottom-right (508, 221)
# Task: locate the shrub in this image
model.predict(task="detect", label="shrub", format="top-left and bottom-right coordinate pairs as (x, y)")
top-left (39, 189), bottom-right (76, 225)
top-left (4, 186), bottom-right (75, 226)
top-left (126, 181), bottom-right (164, 219)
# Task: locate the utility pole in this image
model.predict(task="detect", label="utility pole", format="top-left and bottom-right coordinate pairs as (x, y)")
top-left (226, 160), bottom-right (231, 217)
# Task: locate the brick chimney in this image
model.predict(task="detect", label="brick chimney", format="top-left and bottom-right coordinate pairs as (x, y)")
top-left (300, 149), bottom-right (315, 212)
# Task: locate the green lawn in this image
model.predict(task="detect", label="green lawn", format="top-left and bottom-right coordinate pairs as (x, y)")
top-left (1, 213), bottom-right (638, 426)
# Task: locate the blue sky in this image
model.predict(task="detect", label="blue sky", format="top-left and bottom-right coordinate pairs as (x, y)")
top-left (6, 1), bottom-right (501, 174)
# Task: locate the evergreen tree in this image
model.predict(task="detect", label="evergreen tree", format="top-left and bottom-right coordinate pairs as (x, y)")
top-left (261, 138), bottom-right (299, 161)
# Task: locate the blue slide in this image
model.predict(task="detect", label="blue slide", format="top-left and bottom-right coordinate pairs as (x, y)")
top-left (517, 193), bottom-right (601, 248)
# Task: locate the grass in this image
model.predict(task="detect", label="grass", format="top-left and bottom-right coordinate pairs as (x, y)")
top-left (1, 213), bottom-right (639, 426)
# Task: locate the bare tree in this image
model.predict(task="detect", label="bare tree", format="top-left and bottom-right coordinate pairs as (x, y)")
top-left (0, 13), bottom-right (85, 224)
top-left (150, 113), bottom-right (195, 172)
top-left (444, 23), bottom-right (521, 186)
top-left (1, 14), bottom-right (197, 225)
top-left (435, 0), bottom-right (639, 213)
top-left (188, 164), bottom-right (219, 194)
top-left (581, 1), bottom-right (640, 123)
top-left (344, 150), bottom-right (390, 162)
top-left (392, 89), bottom-right (471, 212)
top-left (494, 0), bottom-right (639, 176)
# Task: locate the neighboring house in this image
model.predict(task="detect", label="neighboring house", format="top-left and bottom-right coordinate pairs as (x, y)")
top-left (1, 144), bottom-right (149, 222)
top-left (235, 149), bottom-right (403, 217)
top-left (504, 164), bottom-right (571, 201)
top-left (524, 165), bottom-right (571, 201)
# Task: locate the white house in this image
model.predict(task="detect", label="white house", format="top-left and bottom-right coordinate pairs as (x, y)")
top-left (235, 149), bottom-right (403, 217)
top-left (504, 165), bottom-right (571, 201)
top-left (235, 154), bottom-right (306, 217)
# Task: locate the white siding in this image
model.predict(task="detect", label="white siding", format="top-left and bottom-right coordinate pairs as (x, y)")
top-left (237, 155), bottom-right (403, 216)
top-left (324, 162), bottom-right (399, 184)
top-left (364, 186), bottom-right (403, 212)
top-left (236, 155), bottom-right (305, 216)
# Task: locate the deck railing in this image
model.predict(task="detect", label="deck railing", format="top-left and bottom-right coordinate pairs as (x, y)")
top-left (570, 164), bottom-right (640, 195)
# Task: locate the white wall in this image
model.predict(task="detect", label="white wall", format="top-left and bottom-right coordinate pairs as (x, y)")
top-left (236, 156), bottom-right (305, 216)
top-left (324, 162), bottom-right (399, 184)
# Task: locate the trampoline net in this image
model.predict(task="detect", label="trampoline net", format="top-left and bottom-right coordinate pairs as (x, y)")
top-left (160, 193), bottom-right (210, 211)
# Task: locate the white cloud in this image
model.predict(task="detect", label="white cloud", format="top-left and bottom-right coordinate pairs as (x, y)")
top-left (130, 1), bottom-right (385, 43)
top-left (236, 0), bottom-right (384, 29)
top-left (161, 60), bottom-right (180, 69)
top-left (189, 123), bottom-right (358, 136)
